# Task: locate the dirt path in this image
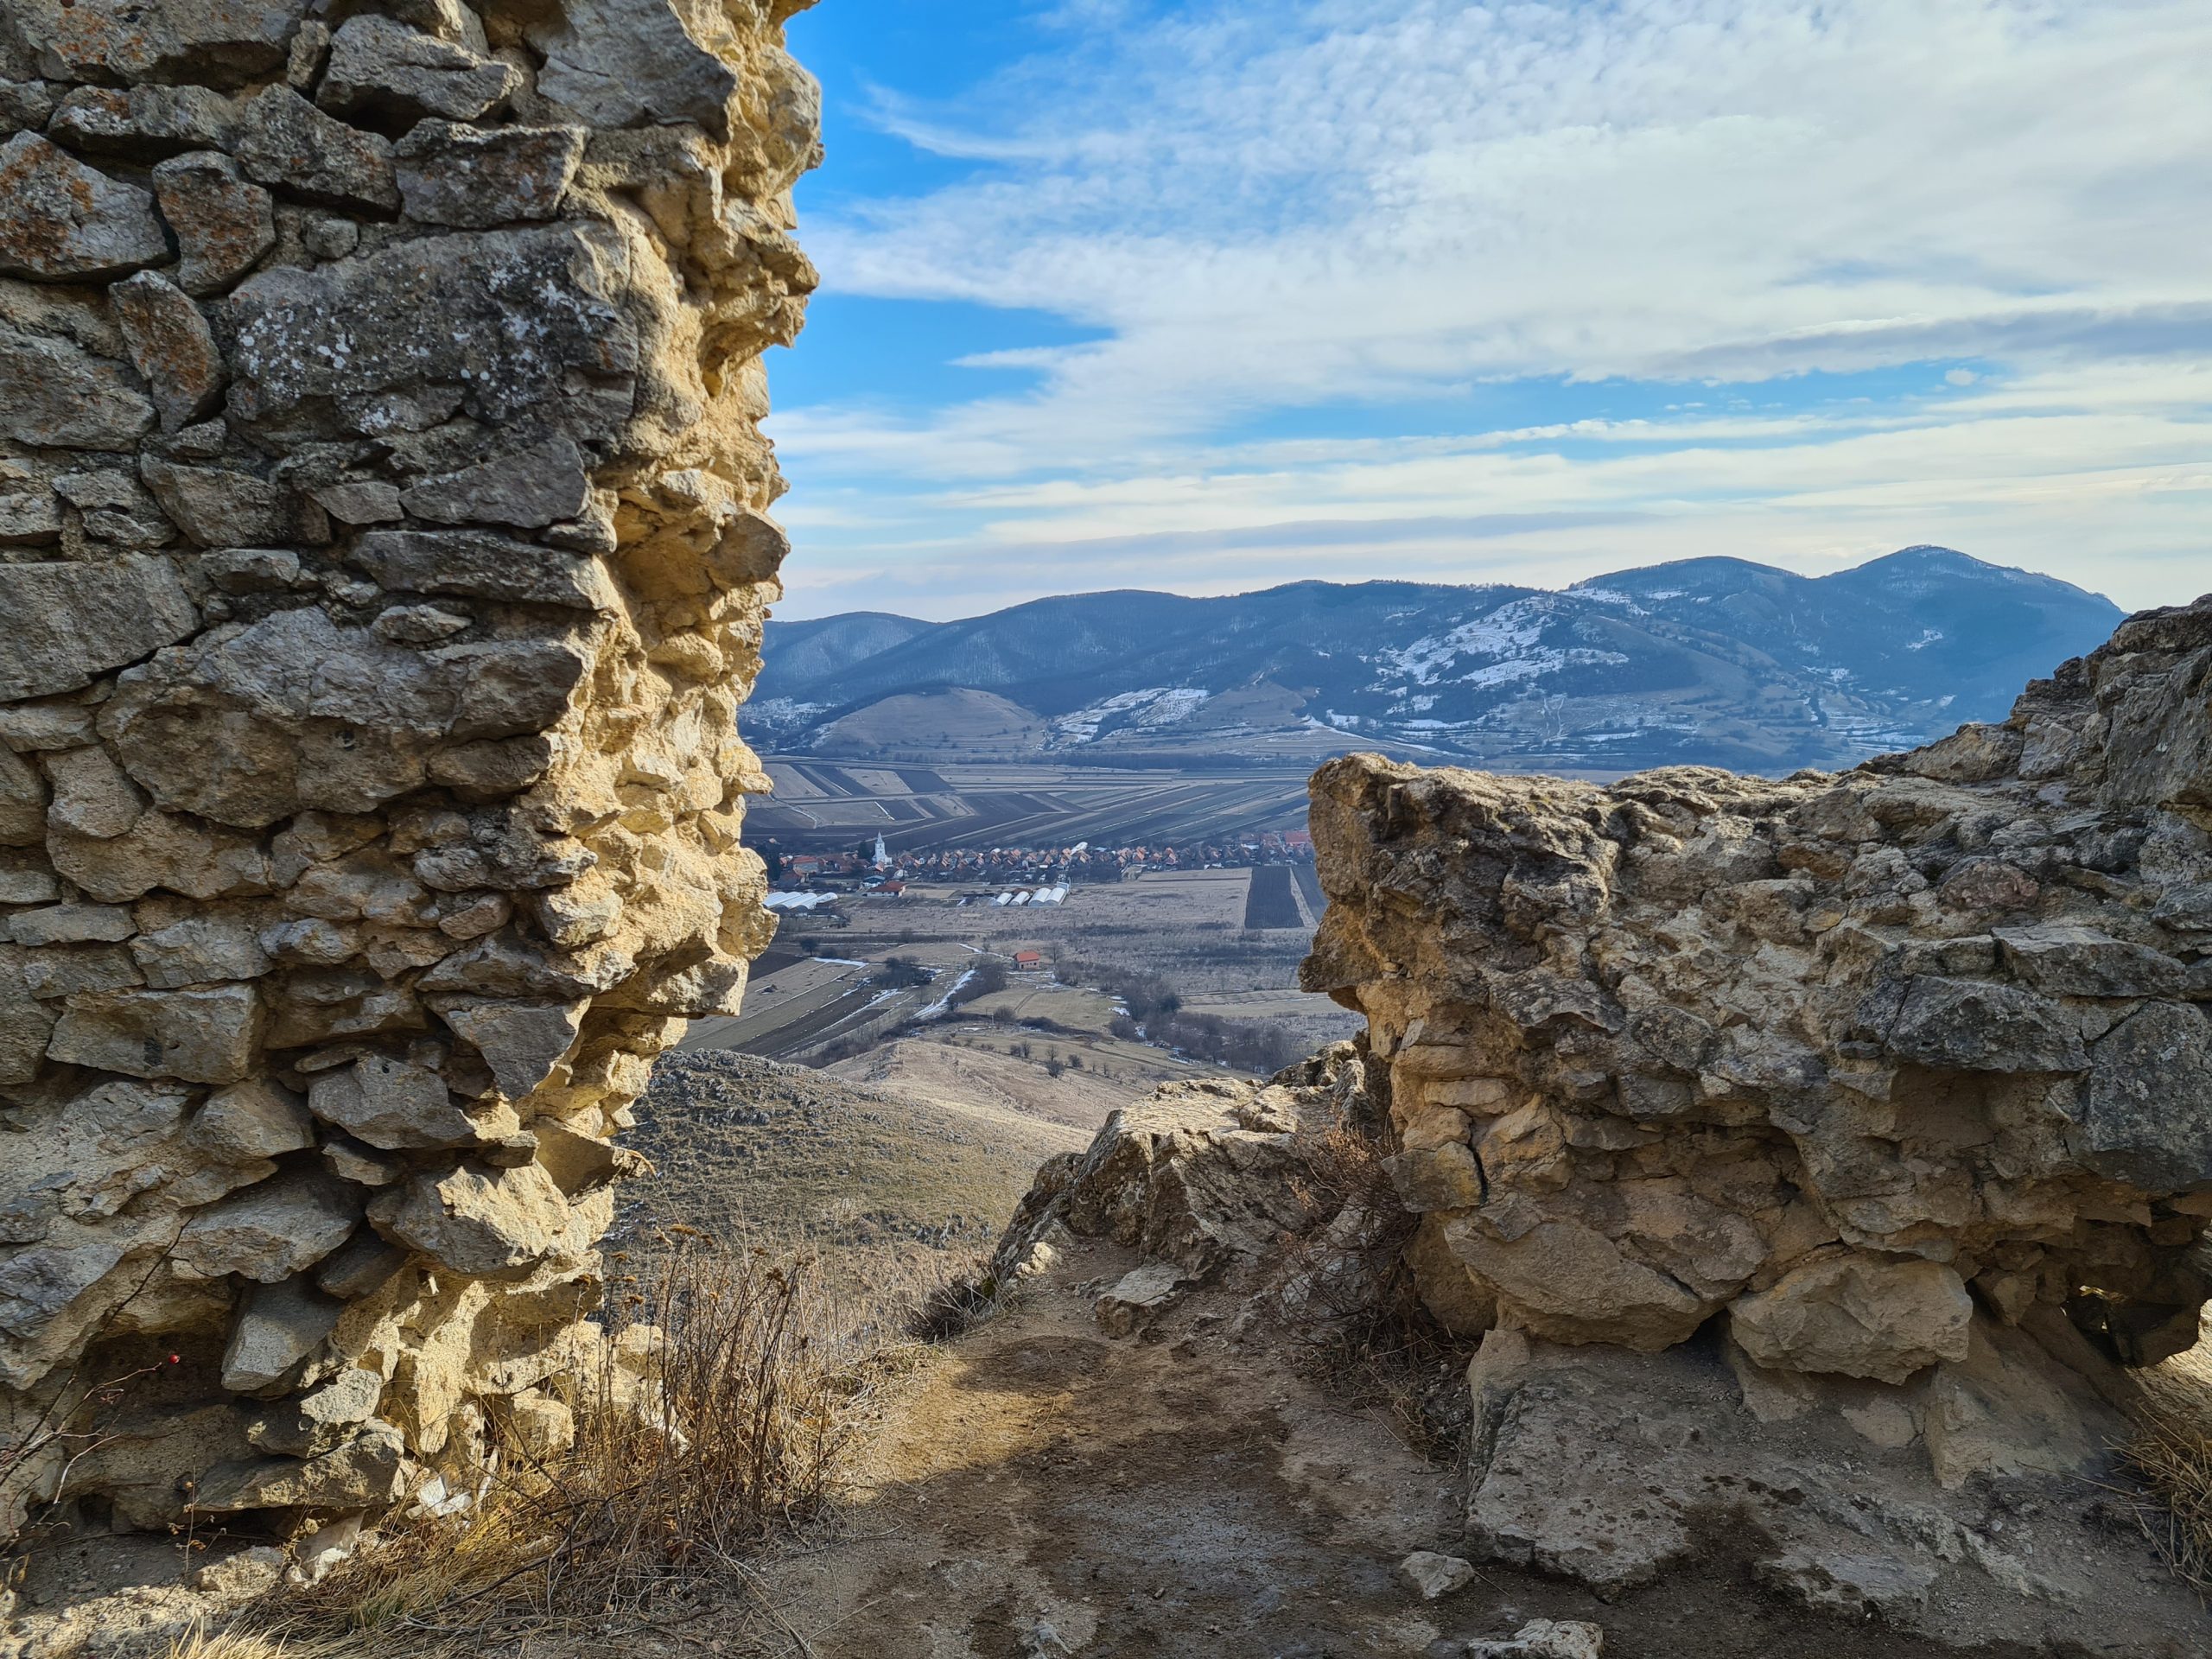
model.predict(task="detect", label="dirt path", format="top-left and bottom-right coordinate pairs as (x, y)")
top-left (720, 1239), bottom-right (2056, 1659)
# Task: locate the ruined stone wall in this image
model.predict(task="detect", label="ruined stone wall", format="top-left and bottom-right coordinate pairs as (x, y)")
top-left (1305, 593), bottom-right (2212, 1393)
top-left (0, 0), bottom-right (817, 1535)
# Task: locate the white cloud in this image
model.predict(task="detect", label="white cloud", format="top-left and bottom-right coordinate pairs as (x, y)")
top-left (772, 0), bottom-right (2212, 615)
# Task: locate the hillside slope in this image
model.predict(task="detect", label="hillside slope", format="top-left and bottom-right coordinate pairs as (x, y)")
top-left (753, 548), bottom-right (2121, 772)
top-left (622, 1052), bottom-right (1086, 1267)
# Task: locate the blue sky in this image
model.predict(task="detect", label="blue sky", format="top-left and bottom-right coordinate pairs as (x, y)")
top-left (767, 0), bottom-right (2212, 620)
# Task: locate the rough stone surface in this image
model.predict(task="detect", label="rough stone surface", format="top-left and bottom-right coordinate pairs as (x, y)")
top-left (1306, 594), bottom-right (2212, 1381)
top-left (5, 0), bottom-right (307, 87)
top-left (0, 134), bottom-right (168, 281)
top-left (1465, 1621), bottom-right (1605, 1659)
top-left (1457, 1325), bottom-right (2195, 1649)
top-left (1397, 1549), bottom-right (1477, 1601)
top-left (0, 326), bottom-right (156, 452)
top-left (231, 85), bottom-right (398, 212)
top-left (0, 0), bottom-right (817, 1541)
top-left (152, 152), bottom-right (276, 296)
top-left (394, 121), bottom-right (585, 228)
top-left (109, 271), bottom-right (227, 432)
top-left (318, 16), bottom-right (518, 124)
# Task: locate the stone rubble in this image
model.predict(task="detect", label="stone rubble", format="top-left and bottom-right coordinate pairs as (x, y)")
top-left (1463, 1620), bottom-right (1605, 1659)
top-left (0, 0), bottom-right (817, 1543)
top-left (1397, 1549), bottom-right (1478, 1602)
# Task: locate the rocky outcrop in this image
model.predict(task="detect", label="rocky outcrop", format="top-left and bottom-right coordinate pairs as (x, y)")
top-left (1306, 593), bottom-right (2212, 1381)
top-left (1300, 594), bottom-right (2212, 1644)
top-left (0, 0), bottom-right (817, 1540)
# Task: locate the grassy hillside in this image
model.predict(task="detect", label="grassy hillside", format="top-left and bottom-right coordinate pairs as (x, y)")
top-left (620, 1050), bottom-right (1085, 1271)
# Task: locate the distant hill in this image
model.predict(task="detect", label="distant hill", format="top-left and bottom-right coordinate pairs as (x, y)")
top-left (748, 548), bottom-right (2123, 772)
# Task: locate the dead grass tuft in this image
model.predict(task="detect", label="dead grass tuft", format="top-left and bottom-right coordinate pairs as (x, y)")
top-left (167, 1624), bottom-right (368, 1659)
top-left (1275, 1115), bottom-right (1471, 1463)
top-left (2122, 1344), bottom-right (2212, 1600)
top-left (277, 1236), bottom-right (919, 1650)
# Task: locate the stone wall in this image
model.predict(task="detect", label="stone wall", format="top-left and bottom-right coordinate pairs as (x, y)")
top-left (0, 0), bottom-right (817, 1535)
top-left (1306, 593), bottom-right (2212, 1391)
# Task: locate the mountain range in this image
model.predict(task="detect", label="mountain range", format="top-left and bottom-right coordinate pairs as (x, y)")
top-left (747, 548), bottom-right (2123, 773)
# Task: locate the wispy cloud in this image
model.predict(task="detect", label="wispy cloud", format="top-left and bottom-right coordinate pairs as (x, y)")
top-left (773, 0), bottom-right (2212, 617)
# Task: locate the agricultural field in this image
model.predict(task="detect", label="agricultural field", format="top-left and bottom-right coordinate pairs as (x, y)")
top-left (747, 757), bottom-right (1315, 854)
top-left (674, 860), bottom-right (1359, 1104)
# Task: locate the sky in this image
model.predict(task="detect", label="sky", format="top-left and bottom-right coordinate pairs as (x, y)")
top-left (766, 0), bottom-right (2212, 621)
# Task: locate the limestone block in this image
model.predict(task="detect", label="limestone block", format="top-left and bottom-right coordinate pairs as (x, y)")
top-left (1442, 1205), bottom-right (1711, 1352)
top-left (1465, 1621), bottom-right (1605, 1659)
top-left (48, 810), bottom-right (271, 904)
top-left (1384, 1141), bottom-right (1486, 1211)
top-left (224, 225), bottom-right (638, 445)
top-left (528, 0), bottom-right (741, 138)
top-left (47, 982), bottom-right (262, 1084)
top-left (110, 274), bottom-right (228, 435)
top-left (0, 326), bottom-right (156, 452)
top-left (7, 903), bottom-right (136, 946)
top-left (532, 1119), bottom-right (646, 1197)
top-left (1992, 921), bottom-right (2186, 997)
top-left (0, 558), bottom-right (195, 702)
top-left (219, 1274), bottom-right (344, 1395)
top-left (314, 481), bottom-right (404, 526)
top-left (2078, 1001), bottom-right (2212, 1190)
top-left (0, 135), bottom-right (168, 283)
top-left (1094, 1262), bottom-right (1186, 1337)
top-left (140, 458), bottom-right (319, 549)
top-left (132, 915), bottom-right (270, 988)
top-left (188, 1079), bottom-right (315, 1161)
top-left (100, 607), bottom-right (588, 827)
top-left (395, 121), bottom-right (586, 228)
top-left (1730, 1255), bottom-right (1972, 1384)
top-left (43, 744), bottom-right (148, 840)
top-left (175, 1169), bottom-right (361, 1282)
top-left (307, 1054), bottom-right (483, 1150)
top-left (22, 945), bottom-right (142, 999)
top-left (314, 1229), bottom-right (406, 1298)
top-left (0, 488), bottom-right (62, 549)
top-left (10, 0), bottom-right (306, 86)
top-left (0, 79), bottom-right (58, 131)
top-left (193, 1419), bottom-right (404, 1508)
top-left (1923, 1323), bottom-right (2105, 1490)
top-left (0, 746), bottom-right (43, 847)
top-left (48, 86), bottom-right (240, 158)
top-left (369, 1159), bottom-right (573, 1279)
top-left (152, 152), bottom-right (277, 296)
top-left (1862, 975), bottom-right (2086, 1073)
top-left (232, 86), bottom-right (399, 213)
top-left (317, 16), bottom-right (518, 124)
top-left (1397, 1550), bottom-right (1477, 1601)
top-left (399, 438), bottom-right (593, 530)
top-left (438, 999), bottom-right (588, 1099)
top-left (247, 1366), bottom-right (382, 1455)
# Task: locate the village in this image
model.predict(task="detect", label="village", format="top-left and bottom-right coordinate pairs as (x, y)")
top-left (763, 825), bottom-right (1316, 898)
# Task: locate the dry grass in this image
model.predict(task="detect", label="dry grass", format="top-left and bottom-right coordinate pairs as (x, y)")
top-left (2123, 1343), bottom-right (2212, 1600)
top-left (1274, 1116), bottom-right (1471, 1463)
top-left (168, 1625), bottom-right (367, 1659)
top-left (261, 1236), bottom-right (930, 1654)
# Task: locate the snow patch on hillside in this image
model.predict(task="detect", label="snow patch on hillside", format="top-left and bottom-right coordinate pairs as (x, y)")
top-left (1054, 686), bottom-right (1211, 741)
